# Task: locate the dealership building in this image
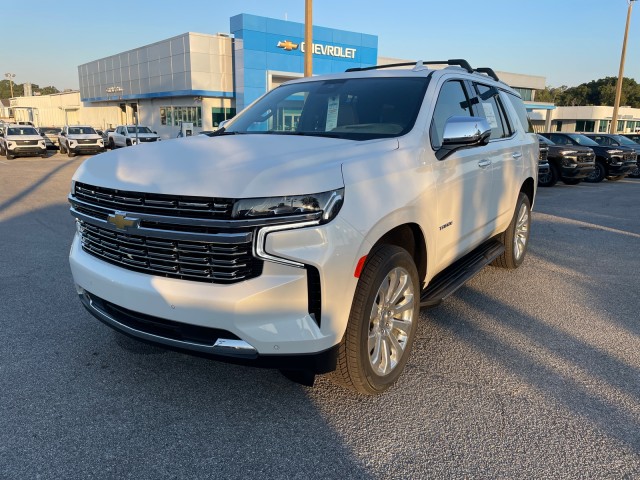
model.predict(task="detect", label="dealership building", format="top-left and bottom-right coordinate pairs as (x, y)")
top-left (8, 13), bottom-right (558, 136)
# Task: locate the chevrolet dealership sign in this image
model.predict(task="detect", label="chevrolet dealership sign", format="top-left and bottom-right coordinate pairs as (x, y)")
top-left (277, 40), bottom-right (357, 59)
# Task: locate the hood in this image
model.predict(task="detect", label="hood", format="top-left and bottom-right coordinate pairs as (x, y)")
top-left (131, 133), bottom-right (158, 138)
top-left (6, 134), bottom-right (43, 141)
top-left (72, 134), bottom-right (399, 198)
top-left (68, 134), bottom-right (101, 140)
top-left (548, 145), bottom-right (594, 155)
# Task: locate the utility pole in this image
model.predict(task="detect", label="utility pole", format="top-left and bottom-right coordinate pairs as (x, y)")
top-left (304, 0), bottom-right (313, 77)
top-left (5, 73), bottom-right (16, 98)
top-left (611, 0), bottom-right (636, 134)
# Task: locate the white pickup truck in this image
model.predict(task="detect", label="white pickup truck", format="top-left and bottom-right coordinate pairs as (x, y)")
top-left (107, 125), bottom-right (161, 148)
top-left (69, 59), bottom-right (537, 394)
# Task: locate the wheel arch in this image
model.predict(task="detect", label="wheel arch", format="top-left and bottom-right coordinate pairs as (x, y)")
top-left (520, 177), bottom-right (535, 208)
top-left (371, 223), bottom-right (427, 285)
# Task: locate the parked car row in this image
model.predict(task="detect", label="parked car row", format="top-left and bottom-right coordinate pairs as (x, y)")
top-left (0, 122), bottom-right (163, 160)
top-left (536, 132), bottom-right (640, 187)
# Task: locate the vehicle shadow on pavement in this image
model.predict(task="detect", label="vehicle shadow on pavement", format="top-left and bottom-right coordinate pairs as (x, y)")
top-left (429, 281), bottom-right (640, 454)
top-left (0, 201), bottom-right (373, 479)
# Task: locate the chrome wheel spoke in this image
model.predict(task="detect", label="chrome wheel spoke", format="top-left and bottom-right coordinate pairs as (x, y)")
top-left (391, 316), bottom-right (412, 336)
top-left (379, 337), bottom-right (391, 374)
top-left (391, 295), bottom-right (414, 316)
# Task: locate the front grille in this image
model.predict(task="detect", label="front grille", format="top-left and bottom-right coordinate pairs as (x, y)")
top-left (79, 221), bottom-right (262, 283)
top-left (78, 139), bottom-right (98, 145)
top-left (74, 182), bottom-right (234, 219)
top-left (17, 140), bottom-right (38, 145)
top-left (139, 137), bottom-right (157, 142)
top-left (538, 147), bottom-right (548, 162)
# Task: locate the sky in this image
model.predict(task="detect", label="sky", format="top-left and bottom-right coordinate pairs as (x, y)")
top-left (3, 0), bottom-right (639, 91)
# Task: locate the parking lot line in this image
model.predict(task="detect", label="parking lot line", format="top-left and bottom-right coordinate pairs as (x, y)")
top-left (0, 160), bottom-right (8, 165)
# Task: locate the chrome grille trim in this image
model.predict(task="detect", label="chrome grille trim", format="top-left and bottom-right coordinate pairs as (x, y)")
top-left (78, 221), bottom-right (260, 283)
top-left (70, 206), bottom-right (253, 244)
top-left (69, 195), bottom-right (321, 229)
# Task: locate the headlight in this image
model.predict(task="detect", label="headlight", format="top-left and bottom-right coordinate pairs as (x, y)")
top-left (69, 140), bottom-right (76, 146)
top-left (559, 150), bottom-right (577, 156)
top-left (233, 188), bottom-right (344, 223)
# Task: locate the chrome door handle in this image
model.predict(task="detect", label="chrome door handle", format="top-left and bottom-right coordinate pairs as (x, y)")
top-left (512, 152), bottom-right (523, 159)
top-left (478, 159), bottom-right (492, 168)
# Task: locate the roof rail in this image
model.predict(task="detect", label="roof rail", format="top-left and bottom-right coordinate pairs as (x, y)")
top-left (474, 67), bottom-right (500, 81)
top-left (346, 58), bottom-right (474, 73)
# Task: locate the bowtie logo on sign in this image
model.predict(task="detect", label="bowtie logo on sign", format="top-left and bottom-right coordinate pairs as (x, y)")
top-left (277, 40), bottom-right (299, 51)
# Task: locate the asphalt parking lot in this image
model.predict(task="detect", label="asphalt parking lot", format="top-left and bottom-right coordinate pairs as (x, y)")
top-left (1, 151), bottom-right (639, 479)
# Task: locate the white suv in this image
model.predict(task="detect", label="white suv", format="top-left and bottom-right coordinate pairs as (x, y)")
top-left (58, 125), bottom-right (104, 157)
top-left (0, 124), bottom-right (47, 159)
top-left (69, 60), bottom-right (537, 394)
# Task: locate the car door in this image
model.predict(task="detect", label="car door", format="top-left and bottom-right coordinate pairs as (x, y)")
top-left (470, 83), bottom-right (528, 232)
top-left (115, 127), bottom-right (125, 147)
top-left (430, 78), bottom-right (496, 270)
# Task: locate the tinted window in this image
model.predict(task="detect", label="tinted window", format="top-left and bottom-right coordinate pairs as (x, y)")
top-left (430, 80), bottom-right (472, 149)
top-left (474, 83), bottom-right (511, 139)
top-left (8, 127), bottom-right (39, 135)
top-left (504, 92), bottom-right (533, 133)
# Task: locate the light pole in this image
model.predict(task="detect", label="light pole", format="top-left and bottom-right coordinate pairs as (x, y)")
top-left (5, 73), bottom-right (16, 98)
top-left (304, 0), bottom-right (313, 77)
top-left (611, 0), bottom-right (636, 134)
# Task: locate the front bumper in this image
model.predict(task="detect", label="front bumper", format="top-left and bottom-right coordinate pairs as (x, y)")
top-left (79, 290), bottom-right (339, 373)
top-left (8, 146), bottom-right (46, 156)
top-left (69, 215), bottom-right (363, 364)
top-left (70, 145), bottom-right (104, 154)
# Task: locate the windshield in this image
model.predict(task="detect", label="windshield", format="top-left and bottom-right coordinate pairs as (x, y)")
top-left (224, 77), bottom-right (430, 140)
top-left (537, 134), bottom-right (554, 146)
top-left (566, 134), bottom-right (599, 146)
top-left (127, 126), bottom-right (152, 133)
top-left (614, 135), bottom-right (638, 146)
top-left (68, 127), bottom-right (97, 135)
top-left (40, 128), bottom-right (61, 135)
top-left (8, 127), bottom-right (39, 136)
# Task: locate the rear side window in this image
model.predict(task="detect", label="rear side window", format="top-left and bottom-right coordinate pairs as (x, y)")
top-left (473, 83), bottom-right (512, 139)
top-left (430, 80), bottom-right (473, 149)
top-left (504, 92), bottom-right (533, 133)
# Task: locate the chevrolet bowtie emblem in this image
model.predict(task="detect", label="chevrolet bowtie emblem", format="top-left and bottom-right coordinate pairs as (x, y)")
top-left (107, 212), bottom-right (138, 230)
top-left (277, 40), bottom-right (299, 51)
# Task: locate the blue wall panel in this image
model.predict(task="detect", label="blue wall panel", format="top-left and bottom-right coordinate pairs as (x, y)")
top-left (230, 13), bottom-right (378, 110)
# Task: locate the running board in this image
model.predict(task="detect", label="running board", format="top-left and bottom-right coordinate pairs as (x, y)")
top-left (420, 239), bottom-right (505, 308)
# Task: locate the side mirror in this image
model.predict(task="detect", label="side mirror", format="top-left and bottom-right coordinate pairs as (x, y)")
top-left (436, 117), bottom-right (491, 160)
top-left (218, 119), bottom-right (229, 129)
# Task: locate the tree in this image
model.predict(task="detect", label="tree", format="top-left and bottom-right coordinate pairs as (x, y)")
top-left (539, 77), bottom-right (640, 108)
top-left (0, 81), bottom-right (60, 99)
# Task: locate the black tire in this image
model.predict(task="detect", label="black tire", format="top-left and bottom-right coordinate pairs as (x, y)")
top-left (109, 138), bottom-right (115, 149)
top-left (585, 161), bottom-right (606, 183)
top-left (6, 151), bottom-right (14, 160)
top-left (561, 178), bottom-right (581, 185)
top-left (40, 152), bottom-right (47, 158)
top-left (67, 147), bottom-right (75, 158)
top-left (126, 139), bottom-right (132, 147)
top-left (330, 245), bottom-right (420, 395)
top-left (538, 163), bottom-right (558, 187)
top-left (492, 192), bottom-right (531, 269)
top-left (59, 142), bottom-right (66, 154)
top-left (628, 167), bottom-right (640, 179)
